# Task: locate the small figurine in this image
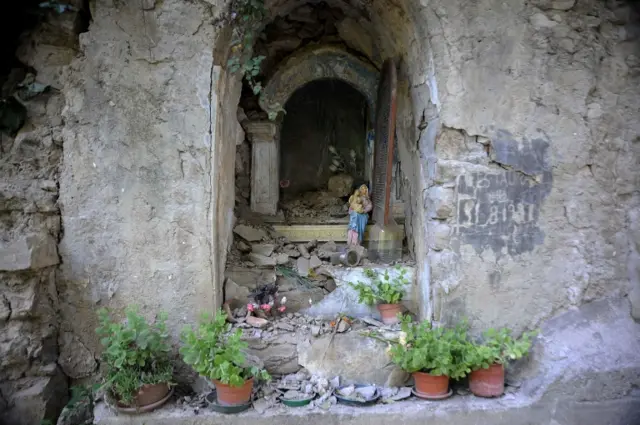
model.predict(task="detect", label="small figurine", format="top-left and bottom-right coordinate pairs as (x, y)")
top-left (347, 184), bottom-right (372, 246)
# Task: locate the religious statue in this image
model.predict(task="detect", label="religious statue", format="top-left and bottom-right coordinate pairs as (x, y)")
top-left (347, 184), bottom-right (372, 246)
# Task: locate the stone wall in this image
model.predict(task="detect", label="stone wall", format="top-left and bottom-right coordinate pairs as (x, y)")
top-left (411, 0), bottom-right (640, 333)
top-left (57, 0), bottom-right (239, 354)
top-left (0, 3), bottom-right (87, 422)
top-left (29, 0), bottom-right (639, 411)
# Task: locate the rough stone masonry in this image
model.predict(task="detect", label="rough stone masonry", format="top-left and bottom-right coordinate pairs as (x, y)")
top-left (0, 0), bottom-right (639, 424)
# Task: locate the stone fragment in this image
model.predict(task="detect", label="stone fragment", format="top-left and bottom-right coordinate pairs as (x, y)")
top-left (297, 257), bottom-right (310, 277)
top-left (297, 333), bottom-right (409, 387)
top-left (237, 241), bottom-right (251, 252)
top-left (248, 253), bottom-right (276, 267)
top-left (530, 12), bottom-right (557, 29)
top-left (327, 174), bottom-right (354, 197)
top-left (268, 36), bottom-right (302, 52)
top-left (0, 295), bottom-right (10, 322)
top-left (297, 244), bottom-right (310, 259)
top-left (289, 4), bottom-right (317, 23)
top-left (224, 278), bottom-right (251, 304)
top-left (246, 333), bottom-right (299, 374)
top-left (336, 18), bottom-right (373, 59)
top-left (0, 234), bottom-right (59, 271)
top-left (432, 223), bottom-right (451, 251)
top-left (284, 248), bottom-right (300, 258)
top-left (275, 321), bottom-right (295, 332)
top-left (225, 268), bottom-right (276, 290)
top-left (57, 332), bottom-right (97, 379)
top-left (275, 253), bottom-right (290, 265)
top-left (0, 367), bottom-right (68, 425)
top-left (233, 224), bottom-right (267, 242)
top-left (530, 0), bottom-right (575, 10)
top-left (309, 255), bottom-right (322, 270)
top-left (246, 316), bottom-right (269, 328)
top-left (362, 317), bottom-right (384, 327)
top-left (6, 284), bottom-right (37, 320)
top-left (336, 320), bottom-right (350, 333)
top-left (310, 325), bottom-right (321, 336)
top-left (251, 243), bottom-right (275, 257)
top-left (56, 394), bottom-right (93, 425)
top-left (323, 278), bottom-right (337, 293)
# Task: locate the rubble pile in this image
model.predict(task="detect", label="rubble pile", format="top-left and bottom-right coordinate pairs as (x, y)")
top-left (280, 190), bottom-right (349, 222)
top-left (225, 223), bottom-right (368, 313)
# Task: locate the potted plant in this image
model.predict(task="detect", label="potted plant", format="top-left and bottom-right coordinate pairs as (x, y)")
top-left (180, 309), bottom-right (270, 406)
top-left (96, 307), bottom-right (174, 411)
top-left (351, 266), bottom-right (408, 324)
top-left (467, 328), bottom-right (536, 397)
top-left (389, 315), bottom-right (471, 399)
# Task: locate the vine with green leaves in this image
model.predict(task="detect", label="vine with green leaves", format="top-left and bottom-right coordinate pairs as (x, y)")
top-left (225, 0), bottom-right (267, 96)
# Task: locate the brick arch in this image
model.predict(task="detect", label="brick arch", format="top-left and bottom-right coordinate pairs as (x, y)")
top-left (259, 46), bottom-right (379, 122)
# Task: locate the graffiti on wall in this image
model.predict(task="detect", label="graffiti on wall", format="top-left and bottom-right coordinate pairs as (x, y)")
top-left (453, 131), bottom-right (553, 257)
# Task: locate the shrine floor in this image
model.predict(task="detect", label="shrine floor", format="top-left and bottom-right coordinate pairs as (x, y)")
top-left (94, 390), bottom-right (640, 425)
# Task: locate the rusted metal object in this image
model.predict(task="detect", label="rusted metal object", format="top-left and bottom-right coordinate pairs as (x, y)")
top-left (371, 59), bottom-right (398, 226)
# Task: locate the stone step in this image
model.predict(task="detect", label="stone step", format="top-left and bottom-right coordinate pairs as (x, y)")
top-left (93, 393), bottom-right (640, 425)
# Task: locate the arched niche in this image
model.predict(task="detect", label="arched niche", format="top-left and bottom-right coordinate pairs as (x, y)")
top-left (259, 45), bottom-right (379, 122)
top-left (248, 46), bottom-right (379, 216)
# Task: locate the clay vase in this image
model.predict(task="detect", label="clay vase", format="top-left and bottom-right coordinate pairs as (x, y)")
top-left (116, 382), bottom-right (170, 408)
top-left (469, 363), bottom-right (505, 397)
top-left (213, 378), bottom-right (254, 406)
top-left (377, 303), bottom-right (403, 325)
top-left (413, 371), bottom-right (450, 398)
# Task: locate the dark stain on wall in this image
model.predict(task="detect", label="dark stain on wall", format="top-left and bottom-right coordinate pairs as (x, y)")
top-left (453, 131), bottom-right (553, 257)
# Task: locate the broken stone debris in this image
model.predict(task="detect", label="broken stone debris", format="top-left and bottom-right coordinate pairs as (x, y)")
top-left (233, 224), bottom-right (268, 242)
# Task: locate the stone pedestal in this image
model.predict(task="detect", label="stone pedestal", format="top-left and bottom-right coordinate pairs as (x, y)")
top-left (246, 121), bottom-right (279, 215)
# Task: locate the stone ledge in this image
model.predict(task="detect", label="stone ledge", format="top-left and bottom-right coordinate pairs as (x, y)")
top-left (94, 393), bottom-right (640, 425)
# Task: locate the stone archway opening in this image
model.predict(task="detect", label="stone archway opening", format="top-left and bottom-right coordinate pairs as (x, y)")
top-left (278, 78), bottom-right (370, 223)
top-left (224, 0), bottom-right (437, 335)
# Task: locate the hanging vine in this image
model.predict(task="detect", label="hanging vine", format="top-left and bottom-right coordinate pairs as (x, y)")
top-left (224, 0), bottom-right (267, 95)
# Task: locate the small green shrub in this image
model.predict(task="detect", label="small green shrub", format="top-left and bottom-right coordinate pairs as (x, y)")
top-left (180, 309), bottom-right (270, 387)
top-left (389, 315), bottom-right (472, 379)
top-left (96, 307), bottom-right (173, 405)
top-left (467, 328), bottom-right (537, 371)
top-left (350, 266), bottom-right (408, 305)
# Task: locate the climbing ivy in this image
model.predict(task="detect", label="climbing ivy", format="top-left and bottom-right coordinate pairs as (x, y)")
top-left (225, 0), bottom-right (267, 95)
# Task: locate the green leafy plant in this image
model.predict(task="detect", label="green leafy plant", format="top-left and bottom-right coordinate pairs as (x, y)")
top-left (96, 307), bottom-right (174, 405)
top-left (467, 328), bottom-right (537, 371)
top-left (223, 0), bottom-right (268, 95)
top-left (180, 309), bottom-right (270, 386)
top-left (350, 266), bottom-right (408, 305)
top-left (389, 315), bottom-right (473, 379)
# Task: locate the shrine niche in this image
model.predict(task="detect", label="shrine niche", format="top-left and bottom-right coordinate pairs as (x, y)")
top-left (259, 45), bottom-right (379, 123)
top-left (244, 46), bottom-right (381, 222)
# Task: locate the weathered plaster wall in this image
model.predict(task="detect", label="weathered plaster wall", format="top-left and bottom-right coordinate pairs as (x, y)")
top-left (419, 0), bottom-right (640, 333)
top-left (0, 4), bottom-right (85, 423)
top-left (47, 0), bottom-right (639, 396)
top-left (58, 0), bottom-right (238, 354)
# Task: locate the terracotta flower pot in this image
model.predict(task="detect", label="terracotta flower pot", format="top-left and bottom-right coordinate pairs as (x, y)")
top-left (116, 382), bottom-right (170, 408)
top-left (469, 363), bottom-right (504, 397)
top-left (213, 377), bottom-right (254, 406)
top-left (377, 303), bottom-right (403, 325)
top-left (413, 371), bottom-right (449, 397)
